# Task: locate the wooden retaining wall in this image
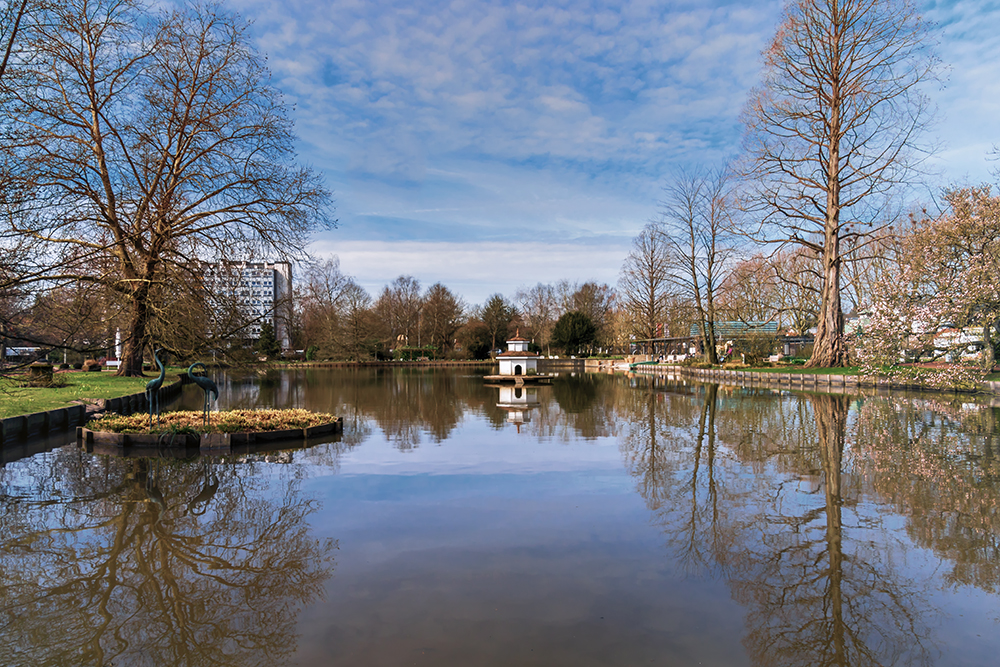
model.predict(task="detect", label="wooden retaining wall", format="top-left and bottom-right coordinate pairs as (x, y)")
top-left (78, 418), bottom-right (342, 458)
top-left (630, 364), bottom-right (1000, 401)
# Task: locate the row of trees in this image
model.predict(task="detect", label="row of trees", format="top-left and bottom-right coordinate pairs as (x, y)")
top-left (619, 0), bottom-right (999, 372)
top-left (294, 259), bottom-right (617, 360)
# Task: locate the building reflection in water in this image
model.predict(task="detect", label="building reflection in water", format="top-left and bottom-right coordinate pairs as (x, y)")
top-left (0, 449), bottom-right (337, 667)
top-left (492, 384), bottom-right (541, 432)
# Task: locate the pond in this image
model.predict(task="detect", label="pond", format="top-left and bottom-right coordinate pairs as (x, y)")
top-left (1, 367), bottom-right (999, 666)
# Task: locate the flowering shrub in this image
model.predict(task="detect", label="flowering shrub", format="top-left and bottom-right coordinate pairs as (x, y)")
top-left (87, 409), bottom-right (338, 434)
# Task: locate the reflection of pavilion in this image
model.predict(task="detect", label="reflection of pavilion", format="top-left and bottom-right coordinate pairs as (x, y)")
top-left (494, 385), bottom-right (541, 433)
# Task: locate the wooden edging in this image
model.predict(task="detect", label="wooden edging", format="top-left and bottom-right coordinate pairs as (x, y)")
top-left (77, 417), bottom-right (343, 458)
top-left (629, 364), bottom-right (1000, 396)
top-left (1, 377), bottom-right (185, 447)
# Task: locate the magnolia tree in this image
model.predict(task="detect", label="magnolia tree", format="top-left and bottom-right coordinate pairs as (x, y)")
top-left (853, 186), bottom-right (1000, 388)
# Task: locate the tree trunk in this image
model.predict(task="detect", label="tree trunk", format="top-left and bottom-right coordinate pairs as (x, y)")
top-left (704, 290), bottom-right (719, 365)
top-left (808, 250), bottom-right (847, 368)
top-left (984, 318), bottom-right (998, 371)
top-left (808, 86), bottom-right (848, 369)
top-left (117, 284), bottom-right (152, 377)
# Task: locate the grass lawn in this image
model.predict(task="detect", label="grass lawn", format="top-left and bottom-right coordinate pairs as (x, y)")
top-left (0, 369), bottom-right (184, 419)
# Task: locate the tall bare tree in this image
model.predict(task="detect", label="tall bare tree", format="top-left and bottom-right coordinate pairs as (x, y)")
top-left (618, 223), bottom-right (672, 342)
top-left (421, 282), bottom-right (464, 353)
top-left (514, 282), bottom-right (558, 353)
top-left (742, 0), bottom-right (936, 367)
top-left (657, 168), bottom-right (736, 364)
top-left (374, 275), bottom-right (422, 349)
top-left (3, 0), bottom-right (330, 375)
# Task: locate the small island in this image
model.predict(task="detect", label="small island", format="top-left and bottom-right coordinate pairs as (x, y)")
top-left (78, 408), bottom-right (342, 457)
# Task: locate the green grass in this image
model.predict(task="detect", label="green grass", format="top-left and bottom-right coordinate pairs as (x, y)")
top-left (0, 368), bottom-right (185, 419)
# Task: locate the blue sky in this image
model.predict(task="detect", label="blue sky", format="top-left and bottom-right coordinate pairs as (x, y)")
top-left (227, 0), bottom-right (1000, 306)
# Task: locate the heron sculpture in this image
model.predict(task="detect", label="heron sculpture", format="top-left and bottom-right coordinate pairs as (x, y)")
top-left (187, 362), bottom-right (219, 428)
top-left (145, 348), bottom-right (166, 428)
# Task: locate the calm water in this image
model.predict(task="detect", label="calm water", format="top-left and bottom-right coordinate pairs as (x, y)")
top-left (2, 368), bottom-right (999, 666)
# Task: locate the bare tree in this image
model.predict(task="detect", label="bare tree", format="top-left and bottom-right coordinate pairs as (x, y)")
top-left (374, 275), bottom-right (422, 350)
top-left (514, 282), bottom-right (558, 353)
top-left (570, 282), bottom-right (615, 349)
top-left (742, 0), bottom-right (936, 367)
top-left (657, 168), bottom-right (737, 364)
top-left (2, 0), bottom-right (331, 375)
top-left (421, 282), bottom-right (464, 353)
top-left (618, 224), bottom-right (672, 342)
top-left (299, 258), bottom-right (351, 358)
top-left (479, 293), bottom-right (516, 356)
top-left (0, 0), bottom-right (30, 81)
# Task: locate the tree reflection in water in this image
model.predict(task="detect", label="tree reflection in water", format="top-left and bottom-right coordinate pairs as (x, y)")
top-left (618, 380), bottom-right (941, 666)
top-left (209, 367), bottom-right (623, 449)
top-left (0, 449), bottom-right (336, 667)
top-left (854, 397), bottom-right (1000, 594)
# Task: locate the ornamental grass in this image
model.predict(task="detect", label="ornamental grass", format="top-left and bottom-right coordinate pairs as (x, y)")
top-left (86, 409), bottom-right (337, 435)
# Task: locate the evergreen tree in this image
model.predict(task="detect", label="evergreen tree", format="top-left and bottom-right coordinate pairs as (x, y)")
top-left (551, 311), bottom-right (597, 355)
top-left (256, 321), bottom-right (280, 359)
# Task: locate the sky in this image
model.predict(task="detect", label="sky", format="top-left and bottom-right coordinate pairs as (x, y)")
top-left (226, 0), bottom-right (1000, 307)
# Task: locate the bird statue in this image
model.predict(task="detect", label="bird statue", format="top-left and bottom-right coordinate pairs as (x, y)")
top-left (187, 362), bottom-right (219, 428)
top-left (145, 348), bottom-right (166, 428)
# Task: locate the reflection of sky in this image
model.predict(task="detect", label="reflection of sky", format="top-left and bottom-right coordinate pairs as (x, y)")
top-left (298, 457), bottom-right (750, 666)
top-left (328, 420), bottom-right (622, 476)
top-left (169, 369), bottom-right (1000, 665)
top-left (220, 0), bottom-right (1000, 304)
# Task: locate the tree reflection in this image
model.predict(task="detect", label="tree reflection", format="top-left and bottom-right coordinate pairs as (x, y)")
top-left (853, 397), bottom-right (1000, 594)
top-left (738, 394), bottom-right (932, 667)
top-left (619, 380), bottom-right (938, 666)
top-left (0, 449), bottom-right (336, 667)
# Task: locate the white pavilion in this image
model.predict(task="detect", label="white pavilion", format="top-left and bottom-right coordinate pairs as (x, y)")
top-left (496, 330), bottom-right (539, 376)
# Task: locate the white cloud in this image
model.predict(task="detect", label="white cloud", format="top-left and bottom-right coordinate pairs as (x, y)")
top-left (308, 240), bottom-right (631, 306)
top-left (218, 0), bottom-right (1000, 295)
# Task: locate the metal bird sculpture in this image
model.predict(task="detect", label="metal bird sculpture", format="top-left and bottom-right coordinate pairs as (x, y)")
top-left (145, 348), bottom-right (166, 428)
top-left (187, 362), bottom-right (219, 428)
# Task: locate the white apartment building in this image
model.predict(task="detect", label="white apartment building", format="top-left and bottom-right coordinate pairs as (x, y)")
top-left (205, 261), bottom-right (293, 349)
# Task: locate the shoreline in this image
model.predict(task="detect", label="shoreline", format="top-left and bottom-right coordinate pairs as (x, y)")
top-left (629, 363), bottom-right (1000, 402)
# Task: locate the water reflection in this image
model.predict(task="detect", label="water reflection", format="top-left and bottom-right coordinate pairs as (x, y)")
top-left (853, 397), bottom-right (1000, 594)
top-left (0, 449), bottom-right (336, 666)
top-left (492, 384), bottom-right (541, 432)
top-left (34, 366), bottom-right (994, 665)
top-left (190, 368), bottom-right (621, 449)
top-left (618, 379), bottom-right (961, 666)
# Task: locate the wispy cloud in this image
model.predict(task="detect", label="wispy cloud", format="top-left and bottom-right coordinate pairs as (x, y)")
top-left (224, 0), bottom-right (1000, 304)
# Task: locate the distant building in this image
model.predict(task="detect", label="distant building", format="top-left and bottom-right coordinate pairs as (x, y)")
top-left (204, 261), bottom-right (293, 349)
top-left (689, 321), bottom-right (779, 339)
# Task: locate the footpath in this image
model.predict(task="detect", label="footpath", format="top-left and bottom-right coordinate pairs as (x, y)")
top-left (629, 363), bottom-right (1000, 405)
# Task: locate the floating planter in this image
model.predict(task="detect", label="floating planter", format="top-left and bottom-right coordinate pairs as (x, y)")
top-left (78, 409), bottom-right (342, 457)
